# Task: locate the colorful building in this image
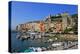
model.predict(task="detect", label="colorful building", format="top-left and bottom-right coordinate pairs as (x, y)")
top-left (16, 12), bottom-right (74, 33)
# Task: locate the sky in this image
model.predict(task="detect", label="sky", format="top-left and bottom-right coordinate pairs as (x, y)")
top-left (10, 1), bottom-right (78, 30)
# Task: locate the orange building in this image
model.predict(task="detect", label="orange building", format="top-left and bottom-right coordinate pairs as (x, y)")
top-left (39, 22), bottom-right (45, 32)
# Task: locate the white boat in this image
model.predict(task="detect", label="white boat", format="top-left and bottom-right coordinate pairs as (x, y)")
top-left (52, 42), bottom-right (63, 47)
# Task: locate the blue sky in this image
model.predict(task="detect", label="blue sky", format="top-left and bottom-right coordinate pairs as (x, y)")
top-left (10, 1), bottom-right (78, 30)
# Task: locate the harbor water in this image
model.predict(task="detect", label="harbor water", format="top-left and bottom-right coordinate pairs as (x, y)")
top-left (11, 32), bottom-right (78, 52)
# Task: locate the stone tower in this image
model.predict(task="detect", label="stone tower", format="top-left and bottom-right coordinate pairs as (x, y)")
top-left (47, 14), bottom-right (51, 31)
top-left (61, 13), bottom-right (68, 30)
top-left (61, 12), bottom-right (73, 31)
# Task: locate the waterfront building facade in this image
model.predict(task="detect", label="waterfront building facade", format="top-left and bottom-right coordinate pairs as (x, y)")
top-left (16, 12), bottom-right (76, 33)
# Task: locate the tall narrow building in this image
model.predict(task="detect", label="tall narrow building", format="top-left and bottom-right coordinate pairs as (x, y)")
top-left (47, 14), bottom-right (51, 30)
top-left (61, 13), bottom-right (68, 30)
top-left (61, 12), bottom-right (73, 31)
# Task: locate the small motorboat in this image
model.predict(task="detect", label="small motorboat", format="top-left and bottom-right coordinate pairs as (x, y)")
top-left (52, 42), bottom-right (63, 47)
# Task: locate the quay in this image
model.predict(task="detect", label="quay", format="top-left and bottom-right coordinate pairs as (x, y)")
top-left (16, 32), bottom-right (78, 41)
